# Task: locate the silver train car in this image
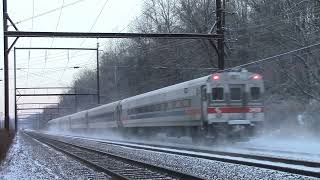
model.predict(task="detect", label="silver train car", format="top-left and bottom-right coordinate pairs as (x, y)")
top-left (47, 69), bottom-right (264, 141)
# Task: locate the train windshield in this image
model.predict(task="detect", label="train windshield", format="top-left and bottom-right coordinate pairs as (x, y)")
top-left (251, 87), bottom-right (261, 100)
top-left (212, 87), bottom-right (224, 100)
top-left (230, 87), bottom-right (242, 100)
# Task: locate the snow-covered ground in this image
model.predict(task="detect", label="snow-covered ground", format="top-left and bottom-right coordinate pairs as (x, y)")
top-left (0, 132), bottom-right (109, 180)
top-left (239, 133), bottom-right (320, 154)
top-left (227, 130), bottom-right (320, 162)
top-left (36, 131), bottom-right (317, 180)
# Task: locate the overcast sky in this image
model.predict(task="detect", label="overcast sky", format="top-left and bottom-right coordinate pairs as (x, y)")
top-left (0, 0), bottom-right (143, 119)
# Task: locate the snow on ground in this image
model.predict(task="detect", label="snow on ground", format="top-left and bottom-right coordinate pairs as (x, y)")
top-left (231, 129), bottom-right (320, 159)
top-left (242, 133), bottom-right (320, 154)
top-left (47, 133), bottom-right (317, 180)
top-left (0, 132), bottom-right (109, 180)
top-left (202, 128), bottom-right (320, 164)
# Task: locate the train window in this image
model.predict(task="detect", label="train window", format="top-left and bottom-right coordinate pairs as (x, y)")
top-left (172, 101), bottom-right (177, 109)
top-left (155, 104), bottom-right (161, 111)
top-left (201, 87), bottom-right (207, 100)
top-left (176, 101), bottom-right (183, 108)
top-left (167, 102), bottom-right (174, 109)
top-left (161, 103), bottom-right (166, 111)
top-left (153, 104), bottom-right (159, 111)
top-left (251, 87), bottom-right (260, 100)
top-left (230, 88), bottom-right (241, 100)
top-left (150, 105), bottom-right (155, 112)
top-left (212, 88), bottom-right (224, 100)
top-left (183, 99), bottom-right (191, 107)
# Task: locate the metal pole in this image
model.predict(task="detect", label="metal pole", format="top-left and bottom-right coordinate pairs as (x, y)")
top-left (3, 0), bottom-right (10, 130)
top-left (38, 113), bottom-right (40, 129)
top-left (216, 0), bottom-right (225, 70)
top-left (115, 62), bottom-right (118, 100)
top-left (74, 87), bottom-right (78, 112)
top-left (57, 103), bottom-right (60, 118)
top-left (14, 47), bottom-right (17, 130)
top-left (37, 115), bottom-right (40, 129)
top-left (96, 42), bottom-right (100, 104)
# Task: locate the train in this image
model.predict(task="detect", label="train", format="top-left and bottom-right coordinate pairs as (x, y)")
top-left (46, 69), bottom-right (264, 142)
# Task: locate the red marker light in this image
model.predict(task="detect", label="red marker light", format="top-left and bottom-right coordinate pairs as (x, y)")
top-left (252, 74), bottom-right (262, 80)
top-left (212, 74), bottom-right (220, 80)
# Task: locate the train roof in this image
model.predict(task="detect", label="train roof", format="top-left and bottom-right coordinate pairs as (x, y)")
top-left (122, 70), bottom-right (262, 103)
top-left (122, 75), bottom-right (211, 103)
top-left (88, 101), bottom-right (120, 112)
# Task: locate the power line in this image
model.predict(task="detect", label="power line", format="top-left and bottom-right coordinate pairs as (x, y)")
top-left (226, 12), bottom-right (320, 46)
top-left (18, 49), bottom-right (94, 66)
top-left (228, 9), bottom-right (320, 35)
top-left (76, 39), bottom-right (198, 69)
top-left (26, 0), bottom-right (36, 87)
top-left (50, 0), bottom-right (65, 47)
top-left (89, 0), bottom-right (109, 32)
top-left (42, 0), bottom-right (66, 81)
top-left (79, 0), bottom-right (110, 47)
top-left (13, 0), bottom-right (87, 25)
top-left (227, 3), bottom-right (320, 32)
top-left (18, 69), bottom-right (99, 95)
top-left (59, 0), bottom-right (109, 82)
top-left (225, 41), bottom-right (320, 71)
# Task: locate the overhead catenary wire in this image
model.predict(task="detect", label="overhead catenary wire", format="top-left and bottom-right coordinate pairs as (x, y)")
top-left (18, 69), bottom-right (99, 93)
top-left (227, 9), bottom-right (320, 40)
top-left (26, 0), bottom-right (35, 87)
top-left (18, 49), bottom-right (95, 66)
top-left (224, 41), bottom-right (320, 72)
top-left (13, 0), bottom-right (88, 25)
top-left (58, 0), bottom-right (110, 82)
top-left (50, 0), bottom-right (65, 48)
top-left (229, 6), bottom-right (320, 32)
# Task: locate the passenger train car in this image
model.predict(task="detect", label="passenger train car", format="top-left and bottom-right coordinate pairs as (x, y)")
top-left (47, 69), bottom-right (264, 141)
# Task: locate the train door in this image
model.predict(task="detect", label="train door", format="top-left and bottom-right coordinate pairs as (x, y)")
top-left (85, 112), bottom-right (89, 130)
top-left (115, 103), bottom-right (123, 128)
top-left (200, 85), bottom-right (208, 128)
top-left (228, 84), bottom-right (246, 120)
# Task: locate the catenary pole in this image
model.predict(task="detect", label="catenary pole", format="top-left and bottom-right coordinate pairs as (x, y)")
top-left (3, 0), bottom-right (10, 130)
top-left (96, 42), bottom-right (100, 104)
top-left (216, 0), bottom-right (225, 70)
top-left (14, 47), bottom-right (17, 130)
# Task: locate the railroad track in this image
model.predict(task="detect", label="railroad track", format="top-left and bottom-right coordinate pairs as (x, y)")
top-left (95, 139), bottom-right (320, 178)
top-left (25, 132), bottom-right (204, 180)
top-left (28, 131), bottom-right (320, 178)
top-left (233, 146), bottom-right (320, 158)
top-left (35, 131), bottom-right (320, 178)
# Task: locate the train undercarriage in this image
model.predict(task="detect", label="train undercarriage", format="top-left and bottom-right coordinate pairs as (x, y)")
top-left (116, 121), bottom-right (263, 144)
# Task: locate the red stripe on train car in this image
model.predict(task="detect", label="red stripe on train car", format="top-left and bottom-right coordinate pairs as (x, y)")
top-left (207, 107), bottom-right (263, 113)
